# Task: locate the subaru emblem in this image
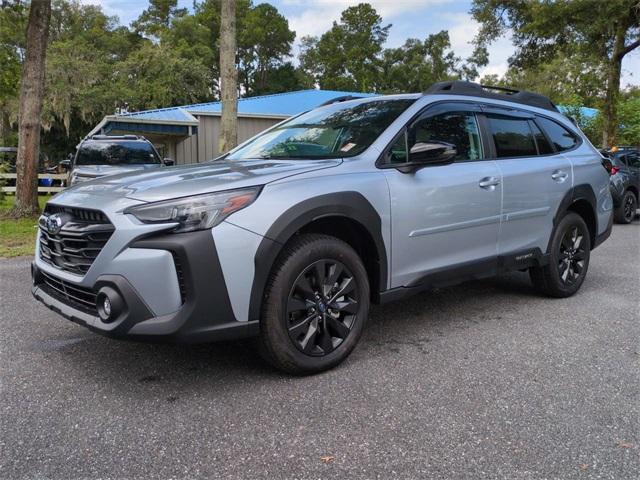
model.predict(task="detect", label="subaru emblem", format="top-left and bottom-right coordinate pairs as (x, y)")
top-left (46, 214), bottom-right (64, 235)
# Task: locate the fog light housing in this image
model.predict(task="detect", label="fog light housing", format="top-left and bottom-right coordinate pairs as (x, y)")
top-left (96, 287), bottom-right (123, 323)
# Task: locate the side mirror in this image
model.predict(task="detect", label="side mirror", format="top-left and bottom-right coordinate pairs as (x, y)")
top-left (59, 158), bottom-right (71, 170)
top-left (409, 141), bottom-right (457, 165)
top-left (393, 141), bottom-right (457, 173)
top-left (162, 157), bottom-right (175, 166)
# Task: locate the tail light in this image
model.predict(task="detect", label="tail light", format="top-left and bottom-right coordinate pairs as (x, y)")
top-left (602, 158), bottom-right (613, 175)
top-left (610, 166), bottom-right (620, 175)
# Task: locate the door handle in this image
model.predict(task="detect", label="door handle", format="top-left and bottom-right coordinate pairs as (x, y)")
top-left (478, 176), bottom-right (500, 189)
top-left (551, 170), bottom-right (568, 182)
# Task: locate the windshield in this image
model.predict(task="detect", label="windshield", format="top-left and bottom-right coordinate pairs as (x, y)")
top-left (76, 140), bottom-right (160, 166)
top-left (226, 99), bottom-right (415, 161)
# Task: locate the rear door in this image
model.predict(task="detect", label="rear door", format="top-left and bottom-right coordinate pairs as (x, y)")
top-left (481, 108), bottom-right (573, 257)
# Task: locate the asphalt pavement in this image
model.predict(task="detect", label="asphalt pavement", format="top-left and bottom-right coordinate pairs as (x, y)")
top-left (1, 221), bottom-right (638, 479)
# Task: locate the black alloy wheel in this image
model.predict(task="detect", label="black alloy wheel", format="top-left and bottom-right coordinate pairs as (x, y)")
top-left (286, 259), bottom-right (359, 356)
top-left (529, 212), bottom-right (590, 298)
top-left (557, 225), bottom-right (587, 287)
top-left (623, 193), bottom-right (637, 223)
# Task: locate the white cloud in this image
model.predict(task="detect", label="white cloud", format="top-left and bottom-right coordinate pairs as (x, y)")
top-left (284, 0), bottom-right (453, 39)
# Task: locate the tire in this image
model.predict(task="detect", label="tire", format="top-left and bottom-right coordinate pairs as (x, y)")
top-left (258, 234), bottom-right (370, 375)
top-left (614, 190), bottom-right (637, 224)
top-left (529, 212), bottom-right (591, 298)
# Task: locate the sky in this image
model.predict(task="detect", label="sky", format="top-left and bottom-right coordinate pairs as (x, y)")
top-left (83, 0), bottom-right (639, 87)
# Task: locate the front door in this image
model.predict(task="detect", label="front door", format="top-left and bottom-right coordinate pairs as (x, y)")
top-left (381, 103), bottom-right (502, 288)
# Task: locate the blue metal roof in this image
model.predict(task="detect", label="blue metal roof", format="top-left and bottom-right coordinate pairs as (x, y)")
top-left (557, 105), bottom-right (599, 119)
top-left (120, 106), bottom-right (197, 122)
top-left (118, 89), bottom-right (599, 124)
top-left (119, 89), bottom-right (376, 123)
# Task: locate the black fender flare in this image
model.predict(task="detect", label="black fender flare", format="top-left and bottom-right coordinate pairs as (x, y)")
top-left (248, 192), bottom-right (388, 321)
top-left (548, 184), bottom-right (598, 252)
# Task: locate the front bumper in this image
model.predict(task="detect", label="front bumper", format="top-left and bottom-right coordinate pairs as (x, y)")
top-left (32, 230), bottom-right (259, 343)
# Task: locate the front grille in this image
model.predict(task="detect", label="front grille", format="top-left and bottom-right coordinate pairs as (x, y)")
top-left (39, 270), bottom-right (98, 315)
top-left (39, 205), bottom-right (114, 275)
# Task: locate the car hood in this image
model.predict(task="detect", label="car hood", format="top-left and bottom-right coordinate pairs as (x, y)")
top-left (53, 158), bottom-right (342, 206)
top-left (73, 164), bottom-right (161, 177)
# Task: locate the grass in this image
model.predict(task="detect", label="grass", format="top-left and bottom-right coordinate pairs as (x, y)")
top-left (0, 195), bottom-right (51, 258)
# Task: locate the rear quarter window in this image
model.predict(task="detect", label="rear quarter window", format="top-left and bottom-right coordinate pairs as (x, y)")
top-left (536, 117), bottom-right (579, 151)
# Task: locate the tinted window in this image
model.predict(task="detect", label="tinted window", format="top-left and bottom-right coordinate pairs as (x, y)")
top-left (76, 141), bottom-right (160, 166)
top-left (537, 117), bottom-right (578, 151)
top-left (626, 152), bottom-right (640, 168)
top-left (226, 99), bottom-right (415, 160)
top-left (530, 121), bottom-right (553, 154)
top-left (487, 116), bottom-right (537, 158)
top-left (385, 110), bottom-right (482, 164)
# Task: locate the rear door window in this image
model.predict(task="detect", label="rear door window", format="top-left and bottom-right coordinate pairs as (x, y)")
top-left (486, 115), bottom-right (537, 158)
top-left (626, 152), bottom-right (640, 168)
top-left (536, 117), bottom-right (578, 151)
top-left (530, 121), bottom-right (554, 155)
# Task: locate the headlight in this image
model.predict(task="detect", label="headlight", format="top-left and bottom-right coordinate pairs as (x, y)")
top-left (124, 187), bottom-right (260, 233)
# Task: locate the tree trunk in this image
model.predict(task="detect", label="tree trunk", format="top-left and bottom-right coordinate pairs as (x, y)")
top-left (13, 0), bottom-right (51, 217)
top-left (219, 0), bottom-right (237, 154)
top-left (602, 27), bottom-right (626, 149)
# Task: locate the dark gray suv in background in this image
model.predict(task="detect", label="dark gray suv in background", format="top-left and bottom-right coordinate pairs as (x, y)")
top-left (61, 135), bottom-right (173, 186)
top-left (605, 148), bottom-right (640, 223)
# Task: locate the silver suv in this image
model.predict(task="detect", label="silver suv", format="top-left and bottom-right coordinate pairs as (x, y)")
top-left (31, 82), bottom-right (613, 374)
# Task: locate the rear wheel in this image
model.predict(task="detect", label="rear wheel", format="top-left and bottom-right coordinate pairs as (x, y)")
top-left (530, 212), bottom-right (591, 298)
top-left (258, 234), bottom-right (369, 374)
top-left (614, 190), bottom-right (637, 224)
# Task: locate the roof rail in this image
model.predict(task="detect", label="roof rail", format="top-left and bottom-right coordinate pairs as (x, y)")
top-left (318, 95), bottom-right (364, 107)
top-left (423, 81), bottom-right (559, 113)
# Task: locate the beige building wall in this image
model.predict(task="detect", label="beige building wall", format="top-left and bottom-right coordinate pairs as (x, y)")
top-left (171, 115), bottom-right (282, 165)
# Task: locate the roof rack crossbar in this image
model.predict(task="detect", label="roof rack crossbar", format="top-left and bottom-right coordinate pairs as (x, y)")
top-left (423, 81), bottom-right (559, 113)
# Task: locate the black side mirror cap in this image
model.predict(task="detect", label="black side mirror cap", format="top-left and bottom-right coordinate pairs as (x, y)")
top-left (162, 158), bottom-right (175, 166)
top-left (393, 141), bottom-right (457, 173)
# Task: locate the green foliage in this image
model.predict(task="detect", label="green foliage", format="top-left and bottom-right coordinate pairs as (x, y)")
top-left (618, 89), bottom-right (640, 146)
top-left (300, 3), bottom-right (391, 91)
top-left (377, 32), bottom-right (462, 93)
top-left (132, 0), bottom-right (187, 38)
top-left (471, 0), bottom-right (640, 145)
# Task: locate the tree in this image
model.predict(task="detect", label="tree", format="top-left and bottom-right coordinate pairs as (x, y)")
top-left (471, 0), bottom-right (640, 147)
top-left (132, 0), bottom-right (187, 38)
top-left (377, 32), bottom-right (461, 93)
top-left (0, 0), bottom-right (27, 146)
top-left (219, 0), bottom-right (237, 153)
top-left (299, 3), bottom-right (390, 91)
top-left (238, 3), bottom-right (295, 95)
top-left (617, 88), bottom-right (640, 146)
top-left (13, 0), bottom-right (51, 217)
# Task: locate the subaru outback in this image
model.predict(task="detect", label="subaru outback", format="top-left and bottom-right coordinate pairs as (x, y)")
top-left (31, 81), bottom-right (613, 374)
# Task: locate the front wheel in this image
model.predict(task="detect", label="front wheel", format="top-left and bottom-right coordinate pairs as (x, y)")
top-left (614, 190), bottom-right (637, 224)
top-left (530, 212), bottom-right (591, 298)
top-left (258, 234), bottom-right (370, 375)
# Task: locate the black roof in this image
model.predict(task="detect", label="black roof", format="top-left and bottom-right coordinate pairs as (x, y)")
top-left (424, 81), bottom-right (559, 113)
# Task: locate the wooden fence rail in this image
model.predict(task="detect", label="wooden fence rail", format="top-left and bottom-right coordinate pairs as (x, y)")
top-left (0, 173), bottom-right (67, 193)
